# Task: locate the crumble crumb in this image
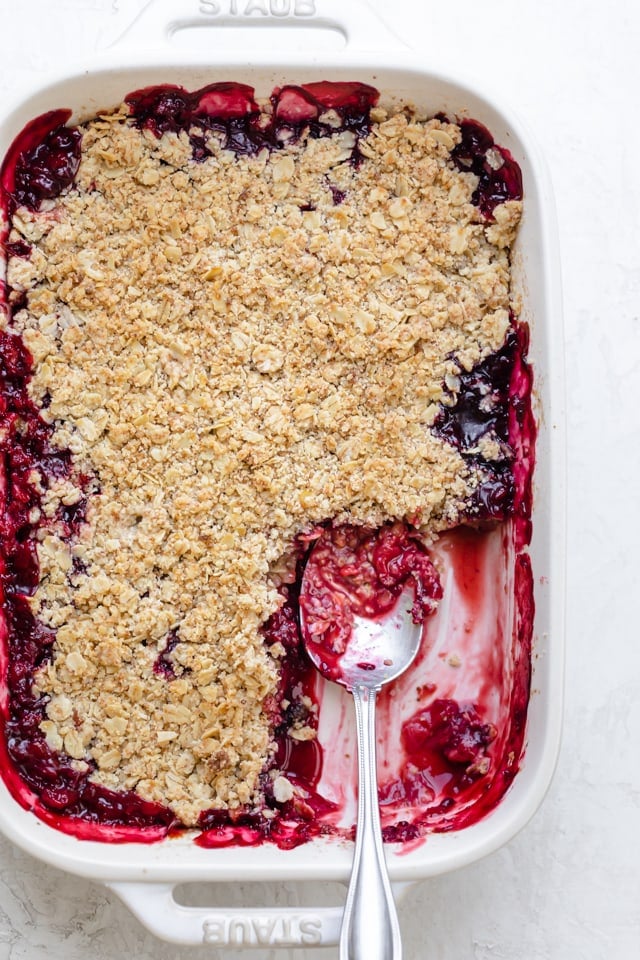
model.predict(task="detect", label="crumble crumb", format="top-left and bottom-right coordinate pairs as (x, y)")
top-left (5, 103), bottom-right (521, 826)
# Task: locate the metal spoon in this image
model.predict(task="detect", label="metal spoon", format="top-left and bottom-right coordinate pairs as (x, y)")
top-left (299, 582), bottom-right (422, 960)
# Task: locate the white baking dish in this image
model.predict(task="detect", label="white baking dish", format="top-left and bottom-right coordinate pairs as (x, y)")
top-left (0, 0), bottom-right (564, 948)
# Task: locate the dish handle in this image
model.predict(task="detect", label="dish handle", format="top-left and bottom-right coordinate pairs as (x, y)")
top-left (110, 0), bottom-right (408, 56)
top-left (106, 880), bottom-right (341, 947)
top-left (106, 880), bottom-right (414, 947)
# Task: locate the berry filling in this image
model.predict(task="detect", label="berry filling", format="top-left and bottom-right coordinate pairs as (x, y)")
top-left (125, 80), bottom-right (379, 162)
top-left (451, 118), bottom-right (523, 218)
top-left (433, 326), bottom-right (524, 522)
top-left (153, 629), bottom-right (181, 680)
top-left (1, 110), bottom-right (81, 216)
top-left (397, 699), bottom-right (497, 796)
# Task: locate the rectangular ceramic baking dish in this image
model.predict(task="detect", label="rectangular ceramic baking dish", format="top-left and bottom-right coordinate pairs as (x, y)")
top-left (0, 0), bottom-right (564, 948)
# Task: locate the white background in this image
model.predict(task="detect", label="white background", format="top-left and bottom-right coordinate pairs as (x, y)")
top-left (0, 1), bottom-right (638, 958)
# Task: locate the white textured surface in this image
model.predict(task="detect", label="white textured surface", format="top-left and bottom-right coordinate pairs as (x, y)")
top-left (0, 0), bottom-right (638, 957)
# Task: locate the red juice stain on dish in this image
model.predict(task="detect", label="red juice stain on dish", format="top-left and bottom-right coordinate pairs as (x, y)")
top-left (386, 550), bottom-right (533, 839)
top-left (458, 530), bottom-right (487, 615)
top-left (508, 324), bottom-right (536, 551)
top-left (425, 564), bottom-right (532, 836)
top-left (0, 82), bottom-right (535, 846)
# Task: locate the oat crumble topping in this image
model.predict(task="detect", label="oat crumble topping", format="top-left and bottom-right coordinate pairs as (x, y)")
top-left (4, 100), bottom-right (521, 826)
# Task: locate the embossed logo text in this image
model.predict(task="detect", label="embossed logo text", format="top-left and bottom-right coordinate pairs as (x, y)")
top-left (203, 914), bottom-right (323, 946)
top-left (199, 0), bottom-right (316, 16)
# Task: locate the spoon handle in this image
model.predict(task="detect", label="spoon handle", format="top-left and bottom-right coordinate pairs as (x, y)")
top-left (340, 684), bottom-right (402, 960)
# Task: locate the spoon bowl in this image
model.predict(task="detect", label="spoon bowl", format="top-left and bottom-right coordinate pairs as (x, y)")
top-left (302, 585), bottom-right (423, 692)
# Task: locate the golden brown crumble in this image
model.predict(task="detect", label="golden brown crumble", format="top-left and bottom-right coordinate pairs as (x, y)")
top-left (5, 101), bottom-right (521, 826)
